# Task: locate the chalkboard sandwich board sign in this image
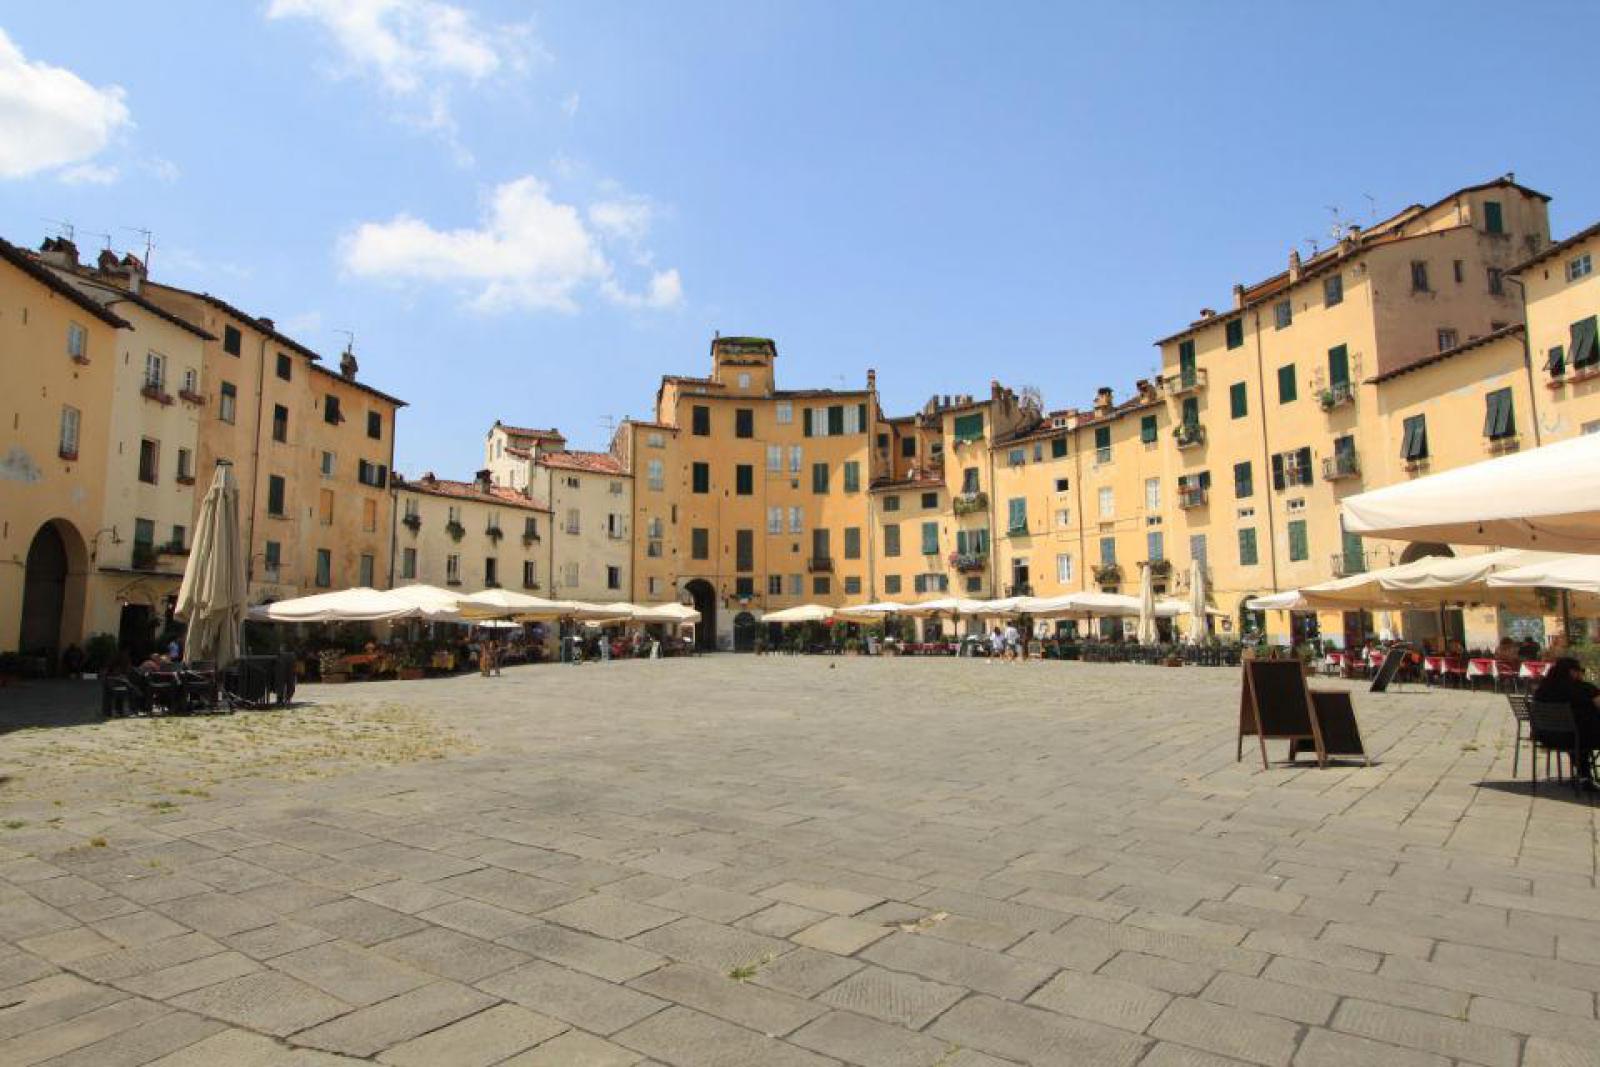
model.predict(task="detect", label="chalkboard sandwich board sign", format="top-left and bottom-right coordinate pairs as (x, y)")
top-left (1239, 659), bottom-right (1323, 769)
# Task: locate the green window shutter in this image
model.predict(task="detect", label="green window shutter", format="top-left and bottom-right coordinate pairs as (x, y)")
top-left (1140, 415), bottom-right (1157, 443)
top-left (953, 413), bottom-right (984, 441)
top-left (1484, 200), bottom-right (1503, 234)
top-left (1146, 531), bottom-right (1163, 561)
top-left (1051, 437), bottom-right (1067, 458)
top-left (1234, 461), bottom-right (1252, 498)
top-left (857, 403), bottom-right (868, 431)
top-left (844, 527), bottom-right (861, 559)
top-left (884, 524), bottom-right (900, 556)
top-left (955, 530), bottom-right (968, 555)
top-left (1230, 382), bottom-right (1247, 419)
top-left (828, 405), bottom-right (845, 435)
top-left (736, 465), bottom-right (753, 495)
top-left (1328, 344), bottom-right (1349, 387)
top-left (1008, 498), bottom-right (1026, 532)
top-left (802, 409), bottom-right (814, 437)
top-left (1277, 364), bottom-right (1297, 403)
top-left (974, 527), bottom-right (989, 554)
top-left (1570, 317), bottom-right (1598, 368)
top-left (1181, 397), bottom-right (1199, 427)
top-left (1402, 415), bottom-right (1429, 460)
top-left (1178, 340), bottom-right (1196, 381)
top-left (1546, 345), bottom-right (1567, 376)
top-left (921, 521), bottom-right (939, 555)
top-left (812, 463), bottom-right (829, 493)
top-left (1094, 426), bottom-right (1111, 452)
top-left (1484, 388), bottom-right (1515, 439)
top-left (1238, 528), bottom-right (1258, 566)
top-left (1341, 530), bottom-right (1365, 573)
top-left (1099, 537), bottom-right (1116, 566)
top-left (843, 461), bottom-right (860, 493)
top-left (1287, 520), bottom-right (1308, 562)
top-left (1225, 318), bottom-right (1244, 350)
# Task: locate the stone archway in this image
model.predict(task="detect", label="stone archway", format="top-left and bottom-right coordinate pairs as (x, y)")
top-left (1399, 542), bottom-right (1454, 564)
top-left (19, 520), bottom-right (88, 662)
top-left (684, 579), bottom-right (717, 652)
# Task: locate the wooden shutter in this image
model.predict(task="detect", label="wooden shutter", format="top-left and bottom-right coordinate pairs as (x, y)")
top-left (1271, 453), bottom-right (1285, 491)
top-left (1295, 447), bottom-right (1311, 484)
top-left (1327, 345), bottom-right (1349, 387)
top-left (1571, 317), bottom-right (1598, 368)
top-left (1140, 415), bottom-right (1157, 443)
top-left (802, 408), bottom-right (814, 437)
top-left (1230, 382), bottom-right (1247, 419)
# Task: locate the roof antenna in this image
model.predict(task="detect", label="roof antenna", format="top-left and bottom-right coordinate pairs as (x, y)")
top-left (79, 229), bottom-right (111, 252)
top-left (122, 226), bottom-right (155, 271)
top-left (334, 329), bottom-right (355, 353)
top-left (600, 414), bottom-right (617, 435)
top-left (1363, 193), bottom-right (1377, 221)
top-left (43, 218), bottom-right (74, 242)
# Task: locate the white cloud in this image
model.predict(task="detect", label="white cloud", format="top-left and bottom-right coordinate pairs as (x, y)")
top-left (560, 91), bottom-right (580, 118)
top-left (267, 0), bottom-right (540, 137)
top-left (0, 29), bottom-right (130, 181)
top-left (59, 162), bottom-right (119, 186)
top-left (589, 196), bottom-right (654, 245)
top-left (341, 175), bottom-right (682, 314)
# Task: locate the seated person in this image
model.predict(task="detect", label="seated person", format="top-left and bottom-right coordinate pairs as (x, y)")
top-left (1533, 657), bottom-right (1600, 791)
top-left (1517, 636), bottom-right (1541, 661)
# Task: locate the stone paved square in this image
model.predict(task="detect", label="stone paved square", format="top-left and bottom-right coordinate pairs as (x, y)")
top-left (1, 656), bottom-right (1596, 1064)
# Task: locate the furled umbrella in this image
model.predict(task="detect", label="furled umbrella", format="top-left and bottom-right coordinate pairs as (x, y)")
top-left (175, 462), bottom-right (248, 669)
top-left (1135, 562), bottom-right (1158, 645)
top-left (1188, 558), bottom-right (1209, 645)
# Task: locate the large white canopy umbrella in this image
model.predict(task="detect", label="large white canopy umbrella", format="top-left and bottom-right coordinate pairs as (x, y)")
top-left (835, 601), bottom-right (908, 620)
top-left (1246, 590), bottom-right (1307, 611)
top-left (1067, 591), bottom-right (1142, 616)
top-left (1372, 548), bottom-right (1564, 604)
top-left (630, 603), bottom-right (701, 624)
top-left (387, 583), bottom-right (465, 620)
top-left (1013, 594), bottom-right (1082, 618)
top-left (763, 604), bottom-right (835, 624)
top-left (900, 597), bottom-right (992, 617)
top-left (175, 463), bottom-right (247, 668)
top-left (455, 589), bottom-right (569, 619)
top-left (1135, 565), bottom-right (1158, 644)
top-left (1490, 554), bottom-right (1600, 596)
top-left (1342, 433), bottom-right (1600, 552)
top-left (248, 587), bottom-right (420, 623)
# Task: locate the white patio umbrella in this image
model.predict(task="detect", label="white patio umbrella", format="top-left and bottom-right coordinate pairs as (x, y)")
top-left (247, 587), bottom-right (420, 623)
top-left (1342, 433), bottom-right (1600, 552)
top-left (175, 463), bottom-right (247, 668)
top-left (387, 583), bottom-right (464, 620)
top-left (1014, 594), bottom-right (1081, 618)
top-left (1370, 548), bottom-right (1563, 603)
top-left (456, 589), bottom-right (568, 619)
top-left (835, 601), bottom-right (908, 620)
top-left (1188, 559), bottom-right (1210, 644)
top-left (630, 603), bottom-right (701, 624)
top-left (763, 604), bottom-right (835, 624)
top-left (1245, 590), bottom-right (1307, 611)
top-left (1135, 564), bottom-right (1158, 644)
top-left (1489, 553), bottom-right (1600, 596)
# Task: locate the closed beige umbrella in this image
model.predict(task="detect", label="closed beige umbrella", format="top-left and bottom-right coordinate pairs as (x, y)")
top-left (1135, 563), bottom-right (1158, 645)
top-left (175, 462), bottom-right (247, 669)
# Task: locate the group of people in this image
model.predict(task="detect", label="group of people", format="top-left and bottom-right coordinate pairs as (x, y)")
top-left (986, 623), bottom-right (1029, 661)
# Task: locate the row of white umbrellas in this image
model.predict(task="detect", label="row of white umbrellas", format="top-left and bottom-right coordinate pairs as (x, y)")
top-left (246, 585), bottom-right (701, 626)
top-left (1245, 548), bottom-right (1600, 613)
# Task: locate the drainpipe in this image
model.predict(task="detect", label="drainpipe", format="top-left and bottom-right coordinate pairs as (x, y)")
top-left (986, 414), bottom-right (1000, 598)
top-left (1250, 310), bottom-right (1280, 594)
top-left (244, 332), bottom-right (268, 588)
top-left (1502, 274), bottom-right (1542, 448)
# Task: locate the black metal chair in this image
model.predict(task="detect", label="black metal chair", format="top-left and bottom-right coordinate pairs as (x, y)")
top-left (1530, 700), bottom-right (1583, 791)
top-left (1507, 694), bottom-right (1532, 777)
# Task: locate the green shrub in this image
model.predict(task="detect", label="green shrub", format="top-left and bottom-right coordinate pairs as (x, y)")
top-left (83, 633), bottom-right (119, 672)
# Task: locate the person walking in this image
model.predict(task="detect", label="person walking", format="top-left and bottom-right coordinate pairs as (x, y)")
top-left (1003, 621), bottom-right (1021, 663)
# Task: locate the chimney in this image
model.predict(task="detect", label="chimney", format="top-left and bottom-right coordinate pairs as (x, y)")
top-left (475, 469), bottom-right (492, 494)
top-left (1094, 387), bottom-right (1114, 414)
top-left (1135, 378), bottom-right (1154, 399)
top-left (421, 471), bottom-right (436, 485)
top-left (866, 368), bottom-right (876, 393)
top-left (38, 237), bottom-right (79, 269)
top-left (118, 253), bottom-right (146, 294)
top-left (1197, 308), bottom-right (1215, 319)
top-left (990, 379), bottom-right (1003, 401)
top-left (1232, 283), bottom-right (1246, 310)
top-left (1288, 249), bottom-right (1302, 282)
top-left (339, 348), bottom-right (359, 380)
top-left (257, 317), bottom-right (275, 331)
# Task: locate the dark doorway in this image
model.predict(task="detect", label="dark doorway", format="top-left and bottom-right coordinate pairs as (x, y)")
top-left (732, 611), bottom-right (757, 652)
top-left (19, 523), bottom-right (69, 661)
top-left (119, 604), bottom-right (155, 660)
top-left (684, 579), bottom-right (717, 652)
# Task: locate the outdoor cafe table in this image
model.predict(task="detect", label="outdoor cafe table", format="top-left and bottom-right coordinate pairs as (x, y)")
top-left (1521, 660), bottom-right (1553, 684)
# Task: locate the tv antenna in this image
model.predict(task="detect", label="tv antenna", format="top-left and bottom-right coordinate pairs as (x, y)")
top-left (79, 229), bottom-right (112, 252)
top-left (43, 218), bottom-right (75, 242)
top-left (334, 329), bottom-right (355, 354)
top-left (1363, 193), bottom-right (1377, 221)
top-left (1326, 204), bottom-right (1347, 242)
top-left (1303, 236), bottom-right (1320, 256)
top-left (599, 414), bottom-right (618, 436)
top-left (122, 226), bottom-right (155, 269)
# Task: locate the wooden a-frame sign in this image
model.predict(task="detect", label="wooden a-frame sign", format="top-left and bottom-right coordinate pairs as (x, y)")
top-left (1238, 659), bottom-right (1325, 769)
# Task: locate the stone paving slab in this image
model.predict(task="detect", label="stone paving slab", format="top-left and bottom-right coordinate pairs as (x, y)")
top-left (2, 658), bottom-right (1598, 1065)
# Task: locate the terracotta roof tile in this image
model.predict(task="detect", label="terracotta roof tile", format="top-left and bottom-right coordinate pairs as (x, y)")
top-left (537, 450), bottom-right (628, 475)
top-left (397, 475), bottom-right (550, 511)
top-left (494, 421), bottom-right (565, 440)
top-left (1367, 324), bottom-right (1525, 385)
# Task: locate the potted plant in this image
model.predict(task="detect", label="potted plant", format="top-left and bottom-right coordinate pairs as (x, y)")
top-left (843, 637), bottom-right (862, 656)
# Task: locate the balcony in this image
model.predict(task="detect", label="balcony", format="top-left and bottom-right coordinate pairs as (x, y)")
top-left (179, 388), bottom-right (206, 406)
top-left (807, 557), bottom-right (835, 573)
top-left (1486, 434), bottom-right (1521, 455)
top-left (1173, 422), bottom-right (1206, 449)
top-left (1092, 562), bottom-right (1122, 585)
top-left (485, 525), bottom-right (504, 542)
top-left (1329, 550), bottom-right (1380, 578)
top-left (445, 520), bottom-right (466, 541)
top-left (1145, 558), bottom-right (1172, 579)
top-left (952, 491), bottom-right (988, 516)
top-left (1006, 582), bottom-right (1033, 597)
top-left (131, 544), bottom-right (159, 571)
top-left (1319, 452), bottom-right (1358, 481)
top-left (1163, 367), bottom-right (1208, 397)
top-left (402, 512), bottom-right (422, 532)
top-left (947, 552), bottom-right (987, 574)
top-left (159, 541), bottom-right (188, 557)
top-left (140, 380), bottom-right (174, 406)
top-left (522, 531), bottom-right (541, 545)
top-left (1177, 485), bottom-right (1208, 509)
top-left (1317, 381), bottom-right (1355, 411)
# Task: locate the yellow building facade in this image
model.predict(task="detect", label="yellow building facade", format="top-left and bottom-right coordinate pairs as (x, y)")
top-left (1515, 223), bottom-right (1600, 442)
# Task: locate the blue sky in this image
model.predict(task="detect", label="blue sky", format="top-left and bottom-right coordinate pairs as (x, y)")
top-left (3, 2), bottom-right (1596, 478)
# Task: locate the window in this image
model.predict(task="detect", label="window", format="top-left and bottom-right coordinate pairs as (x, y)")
top-left (1277, 364), bottom-right (1297, 403)
top-left (812, 528), bottom-right (831, 562)
top-left (1453, 259), bottom-right (1465, 284)
top-left (885, 575), bottom-right (902, 595)
top-left (921, 491), bottom-right (938, 509)
top-left (523, 560), bottom-right (538, 588)
top-left (1238, 528), bottom-right (1259, 566)
top-left (767, 506), bottom-right (783, 534)
top-left (843, 461), bottom-right (860, 493)
top-left (563, 562), bottom-right (579, 588)
top-left (1483, 387), bottom-right (1516, 440)
top-left (223, 325), bottom-right (241, 355)
top-left (1234, 461), bottom-right (1253, 499)
top-left (955, 528), bottom-right (990, 556)
top-left (767, 574), bottom-right (783, 595)
top-left (691, 528), bottom-right (709, 560)
top-left (766, 445), bottom-right (782, 473)
top-left (1230, 381), bottom-right (1248, 419)
top-left (1437, 328), bottom-right (1459, 352)
top-left (1402, 414), bottom-right (1429, 462)
top-left (1287, 520), bottom-right (1308, 562)
top-left (844, 527), bottom-right (861, 559)
top-left (1098, 486), bottom-right (1114, 518)
top-left (324, 395), bottom-right (341, 424)
top-left (737, 372), bottom-right (751, 390)
top-left (900, 436), bottom-right (916, 458)
top-left (141, 351), bottom-right (164, 390)
top-left (788, 445), bottom-right (802, 474)
top-left (647, 459), bottom-right (664, 491)
top-left (1146, 531), bottom-right (1164, 562)
top-left (362, 498), bottom-right (378, 533)
top-left (319, 451), bottom-right (335, 478)
top-left (734, 408), bottom-right (753, 438)
top-left (319, 488), bottom-right (335, 525)
top-left (884, 494), bottom-right (900, 512)
top-left (775, 401), bottom-right (793, 424)
top-left (736, 464), bottom-right (753, 496)
top-left (316, 549), bottom-right (332, 588)
top-left (1483, 200), bottom-right (1504, 235)
top-left (137, 438), bottom-right (159, 483)
top-left (952, 412), bottom-right (984, 442)
top-left (1139, 415), bottom-right (1157, 444)
top-left (219, 381), bottom-right (236, 423)
top-left (264, 540), bottom-right (283, 580)
top-left (275, 352), bottom-right (292, 380)
top-left (1007, 498), bottom-right (1027, 534)
top-left (59, 406), bottom-right (80, 459)
top-left (357, 459), bottom-right (388, 488)
top-left (1225, 318), bottom-right (1244, 349)
top-left (1144, 477), bottom-right (1160, 511)
top-left (813, 576), bottom-right (831, 595)
top-left (812, 462), bottom-right (829, 494)
top-left (1099, 537), bottom-right (1117, 567)
top-left (267, 475), bottom-right (286, 516)
top-left (1094, 426), bottom-right (1111, 463)
top-left (607, 566), bottom-right (622, 590)
top-left (1051, 437), bottom-right (1068, 459)
top-left (1487, 268), bottom-right (1504, 296)
top-left (1570, 316), bottom-right (1599, 369)
top-left (1411, 260), bottom-right (1430, 292)
top-left (176, 448), bottom-right (193, 482)
top-left (883, 524), bottom-right (900, 557)
top-left (526, 515), bottom-right (541, 540)
top-left (1055, 507), bottom-right (1071, 529)
top-left (844, 576), bottom-right (862, 596)
top-left (1181, 396), bottom-right (1198, 428)
top-left (401, 548), bottom-right (417, 579)
top-left (647, 431), bottom-right (665, 447)
top-left (272, 404), bottom-right (288, 443)
top-left (1273, 300), bottom-right (1292, 330)
top-left (788, 574), bottom-right (803, 596)
top-left (1190, 533), bottom-right (1207, 565)
top-left (692, 406), bottom-right (710, 435)
top-left (1568, 253), bottom-right (1593, 282)
top-left (359, 554), bottom-right (375, 587)
top-left (445, 554), bottom-right (461, 585)
top-left (1324, 273), bottom-right (1343, 307)
top-left (1328, 344), bottom-right (1350, 389)
top-left (1055, 553), bottom-right (1073, 583)
top-left (788, 506), bottom-right (803, 533)
top-left (367, 411), bottom-right (382, 439)
top-left (920, 521), bottom-right (939, 555)
top-left (1008, 448), bottom-right (1025, 467)
top-left (692, 462), bottom-right (710, 494)
top-left (182, 368), bottom-right (197, 395)
top-left (1271, 447), bottom-right (1313, 489)
top-left (1054, 477), bottom-right (1070, 493)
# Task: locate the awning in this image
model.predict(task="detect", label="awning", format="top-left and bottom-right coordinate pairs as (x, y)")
top-left (248, 588), bottom-right (420, 623)
top-left (630, 603), bottom-right (701, 624)
top-left (1489, 554), bottom-right (1600, 596)
top-left (763, 604), bottom-right (835, 623)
